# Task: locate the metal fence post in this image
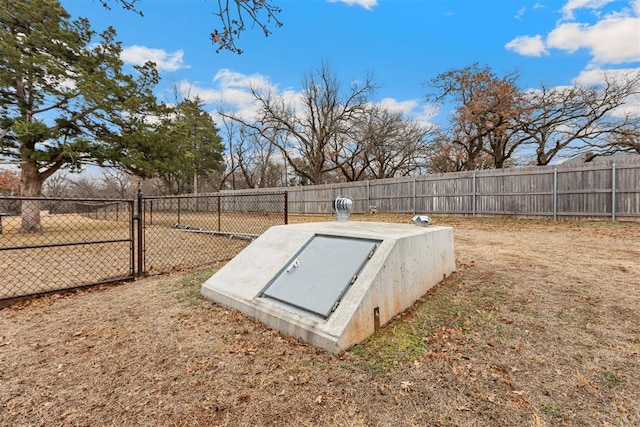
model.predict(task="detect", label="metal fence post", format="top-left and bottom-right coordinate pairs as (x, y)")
top-left (284, 191), bottom-right (289, 224)
top-left (128, 200), bottom-right (134, 277)
top-left (612, 163), bottom-right (617, 222)
top-left (472, 171), bottom-right (477, 216)
top-left (331, 184), bottom-right (334, 213)
top-left (412, 176), bottom-right (417, 215)
top-left (217, 195), bottom-right (221, 232)
top-left (553, 168), bottom-right (558, 221)
top-left (136, 183), bottom-right (144, 276)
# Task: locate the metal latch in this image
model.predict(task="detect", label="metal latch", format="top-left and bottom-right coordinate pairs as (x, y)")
top-left (286, 258), bottom-right (303, 273)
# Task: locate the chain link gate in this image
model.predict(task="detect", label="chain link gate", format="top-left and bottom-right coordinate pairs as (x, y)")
top-left (139, 190), bottom-right (288, 276)
top-left (0, 196), bottom-right (136, 302)
top-left (1, 191), bottom-right (288, 303)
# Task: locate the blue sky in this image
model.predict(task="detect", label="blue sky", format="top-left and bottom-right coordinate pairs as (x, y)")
top-left (60, 0), bottom-right (640, 128)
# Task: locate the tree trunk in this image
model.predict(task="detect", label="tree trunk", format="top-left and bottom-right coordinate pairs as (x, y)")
top-left (193, 171), bottom-right (198, 194)
top-left (20, 161), bottom-right (45, 233)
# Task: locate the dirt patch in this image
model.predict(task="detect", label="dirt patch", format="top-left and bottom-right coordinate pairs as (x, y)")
top-left (1, 215), bottom-right (639, 426)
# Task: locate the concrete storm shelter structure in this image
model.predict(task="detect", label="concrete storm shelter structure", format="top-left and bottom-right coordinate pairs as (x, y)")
top-left (201, 198), bottom-right (456, 353)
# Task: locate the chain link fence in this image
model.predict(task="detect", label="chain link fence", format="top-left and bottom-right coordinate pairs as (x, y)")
top-left (0, 192), bottom-right (287, 303)
top-left (0, 197), bottom-right (135, 301)
top-left (141, 192), bottom-right (287, 275)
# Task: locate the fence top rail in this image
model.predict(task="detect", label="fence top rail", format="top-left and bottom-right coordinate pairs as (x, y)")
top-left (555, 162), bottom-right (640, 173)
top-left (0, 196), bottom-right (134, 203)
top-left (143, 190), bottom-right (286, 200)
top-left (259, 159), bottom-right (640, 193)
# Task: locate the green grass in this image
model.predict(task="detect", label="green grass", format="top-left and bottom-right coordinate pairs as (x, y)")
top-left (160, 267), bottom-right (218, 306)
top-left (602, 371), bottom-right (620, 387)
top-left (351, 320), bottom-right (430, 370)
top-left (541, 403), bottom-right (562, 419)
top-left (350, 274), bottom-right (493, 373)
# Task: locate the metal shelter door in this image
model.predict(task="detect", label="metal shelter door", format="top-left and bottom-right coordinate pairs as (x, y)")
top-left (261, 234), bottom-right (380, 318)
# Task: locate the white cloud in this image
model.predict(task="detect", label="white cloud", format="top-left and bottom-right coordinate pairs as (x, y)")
top-left (377, 98), bottom-right (418, 115)
top-left (573, 66), bottom-right (637, 85)
top-left (505, 35), bottom-right (549, 56)
top-left (508, 0), bottom-right (640, 65)
top-left (327, 0), bottom-right (377, 10)
top-left (121, 45), bottom-right (187, 72)
top-left (375, 98), bottom-right (438, 126)
top-left (172, 69), bottom-right (288, 123)
top-left (213, 69), bottom-right (275, 92)
top-left (411, 105), bottom-right (439, 126)
top-left (547, 10), bottom-right (640, 64)
top-left (561, 0), bottom-right (615, 20)
top-left (573, 67), bottom-right (640, 117)
top-left (515, 6), bottom-right (526, 20)
top-left (573, 68), bottom-right (640, 86)
top-left (172, 69), bottom-right (438, 130)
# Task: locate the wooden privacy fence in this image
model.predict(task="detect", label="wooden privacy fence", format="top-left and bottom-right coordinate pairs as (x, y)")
top-left (224, 160), bottom-right (640, 220)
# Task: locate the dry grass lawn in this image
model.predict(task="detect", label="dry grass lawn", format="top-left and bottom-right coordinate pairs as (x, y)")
top-left (0, 211), bottom-right (282, 298)
top-left (1, 214), bottom-right (639, 426)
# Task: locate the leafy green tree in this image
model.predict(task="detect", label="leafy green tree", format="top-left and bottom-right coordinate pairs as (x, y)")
top-left (0, 0), bottom-right (160, 231)
top-left (154, 98), bottom-right (225, 194)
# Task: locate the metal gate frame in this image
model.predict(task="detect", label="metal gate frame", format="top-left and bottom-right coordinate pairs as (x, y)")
top-left (1, 190), bottom-right (287, 303)
top-left (136, 189), bottom-right (288, 277)
top-left (0, 196), bottom-right (136, 303)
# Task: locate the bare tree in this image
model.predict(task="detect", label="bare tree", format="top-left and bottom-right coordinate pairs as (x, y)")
top-left (364, 108), bottom-right (433, 178)
top-left (218, 115), bottom-right (241, 190)
top-left (227, 63), bottom-right (376, 185)
top-left (328, 108), bottom-right (371, 182)
top-left (0, 169), bottom-right (20, 195)
top-left (332, 104), bottom-right (432, 180)
top-left (605, 126), bottom-right (640, 154)
top-left (103, 0), bottom-right (282, 54)
top-left (520, 72), bottom-right (640, 165)
top-left (234, 126), bottom-right (281, 188)
top-left (426, 63), bottom-right (529, 170)
top-left (100, 170), bottom-right (135, 198)
top-left (426, 134), bottom-right (495, 173)
top-left (426, 138), bottom-right (468, 173)
top-left (480, 90), bottom-right (532, 168)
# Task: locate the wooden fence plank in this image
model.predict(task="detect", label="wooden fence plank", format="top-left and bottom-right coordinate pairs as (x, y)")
top-left (224, 160), bottom-right (640, 219)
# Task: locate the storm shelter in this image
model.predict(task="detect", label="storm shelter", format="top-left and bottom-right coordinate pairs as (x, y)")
top-left (201, 220), bottom-right (455, 353)
top-left (261, 234), bottom-right (381, 319)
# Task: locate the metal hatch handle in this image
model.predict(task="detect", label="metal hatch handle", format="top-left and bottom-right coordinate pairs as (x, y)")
top-left (286, 257), bottom-right (303, 273)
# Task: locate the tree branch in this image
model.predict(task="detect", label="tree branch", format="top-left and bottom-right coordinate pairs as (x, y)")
top-left (100, 0), bottom-right (283, 55)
